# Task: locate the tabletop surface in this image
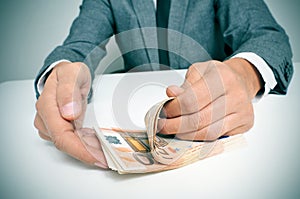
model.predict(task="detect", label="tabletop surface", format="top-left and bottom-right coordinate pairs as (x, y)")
top-left (0, 63), bottom-right (299, 199)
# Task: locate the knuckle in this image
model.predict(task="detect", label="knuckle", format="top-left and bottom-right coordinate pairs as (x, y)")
top-left (181, 97), bottom-right (193, 113)
top-left (72, 62), bottom-right (83, 69)
top-left (71, 62), bottom-right (89, 76)
top-left (186, 64), bottom-right (200, 78)
top-left (35, 98), bottom-right (43, 112)
top-left (189, 63), bottom-right (198, 71)
top-left (199, 109), bottom-right (211, 128)
top-left (35, 94), bottom-right (51, 114)
top-left (206, 130), bottom-right (220, 141)
top-left (210, 60), bottom-right (221, 66)
top-left (35, 101), bottom-right (40, 112)
top-left (33, 116), bottom-right (41, 130)
top-left (179, 94), bottom-right (198, 114)
top-left (38, 132), bottom-right (50, 141)
top-left (209, 60), bottom-right (222, 71)
top-left (208, 121), bottom-right (224, 140)
top-left (73, 62), bottom-right (88, 70)
top-left (53, 136), bottom-right (64, 151)
top-left (187, 114), bottom-right (200, 131)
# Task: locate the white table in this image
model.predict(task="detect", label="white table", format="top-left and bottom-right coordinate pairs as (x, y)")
top-left (0, 63), bottom-right (299, 199)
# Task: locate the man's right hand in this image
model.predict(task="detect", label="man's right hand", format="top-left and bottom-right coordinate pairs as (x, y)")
top-left (34, 62), bottom-right (108, 168)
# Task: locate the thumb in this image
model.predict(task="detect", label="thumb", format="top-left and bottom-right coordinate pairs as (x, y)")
top-left (166, 85), bottom-right (185, 97)
top-left (55, 62), bottom-right (91, 120)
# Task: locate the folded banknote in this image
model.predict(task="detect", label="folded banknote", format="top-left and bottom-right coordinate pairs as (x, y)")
top-left (95, 98), bottom-right (245, 174)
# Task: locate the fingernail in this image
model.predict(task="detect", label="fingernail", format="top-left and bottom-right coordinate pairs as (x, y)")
top-left (61, 102), bottom-right (80, 117)
top-left (94, 162), bottom-right (108, 169)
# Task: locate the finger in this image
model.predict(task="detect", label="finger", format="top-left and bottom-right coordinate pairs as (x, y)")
top-left (163, 81), bottom-right (207, 118)
top-left (166, 85), bottom-right (184, 97)
top-left (39, 95), bottom-right (97, 165)
top-left (38, 72), bottom-right (75, 138)
top-left (163, 65), bottom-right (225, 118)
top-left (224, 125), bottom-right (252, 137)
top-left (56, 62), bottom-right (91, 120)
top-left (53, 129), bottom-right (107, 166)
top-left (161, 85), bottom-right (185, 117)
top-left (182, 65), bottom-right (202, 88)
top-left (181, 80), bottom-right (192, 90)
top-left (34, 113), bottom-right (49, 136)
top-left (41, 101), bottom-right (103, 166)
top-left (175, 113), bottom-right (250, 141)
top-left (39, 71), bottom-right (100, 166)
top-left (181, 61), bottom-right (212, 89)
top-left (38, 131), bottom-right (52, 141)
top-left (159, 95), bottom-right (228, 134)
top-left (72, 98), bottom-right (88, 130)
top-left (76, 128), bottom-right (108, 168)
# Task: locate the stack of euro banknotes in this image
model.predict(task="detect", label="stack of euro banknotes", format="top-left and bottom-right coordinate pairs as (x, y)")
top-left (95, 98), bottom-right (245, 174)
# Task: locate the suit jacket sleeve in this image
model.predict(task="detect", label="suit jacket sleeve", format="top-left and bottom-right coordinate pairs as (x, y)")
top-left (34, 0), bottom-right (114, 99)
top-left (215, 0), bottom-right (293, 95)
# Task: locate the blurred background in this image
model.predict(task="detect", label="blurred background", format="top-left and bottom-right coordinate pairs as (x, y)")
top-left (0, 0), bottom-right (299, 83)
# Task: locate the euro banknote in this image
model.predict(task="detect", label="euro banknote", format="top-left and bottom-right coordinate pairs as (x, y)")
top-left (95, 98), bottom-right (245, 174)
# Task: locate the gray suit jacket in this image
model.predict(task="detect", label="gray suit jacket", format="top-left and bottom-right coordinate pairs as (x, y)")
top-left (34, 0), bottom-right (293, 98)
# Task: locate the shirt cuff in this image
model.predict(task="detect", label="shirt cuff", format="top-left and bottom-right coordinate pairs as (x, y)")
top-left (37, 59), bottom-right (71, 95)
top-left (231, 52), bottom-right (277, 100)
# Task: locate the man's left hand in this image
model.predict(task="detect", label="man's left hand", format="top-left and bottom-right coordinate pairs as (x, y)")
top-left (158, 59), bottom-right (263, 140)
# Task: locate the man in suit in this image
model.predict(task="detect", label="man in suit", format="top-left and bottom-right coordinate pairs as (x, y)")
top-left (34, 0), bottom-right (293, 168)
